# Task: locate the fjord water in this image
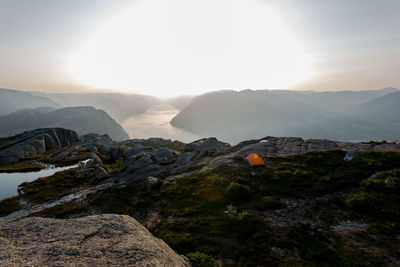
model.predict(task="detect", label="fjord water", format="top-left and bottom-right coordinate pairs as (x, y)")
top-left (0, 163), bottom-right (81, 200)
top-left (122, 104), bottom-right (199, 143)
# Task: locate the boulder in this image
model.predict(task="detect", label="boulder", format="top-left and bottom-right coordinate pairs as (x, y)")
top-left (153, 148), bottom-right (179, 165)
top-left (175, 151), bottom-right (198, 166)
top-left (146, 176), bottom-right (161, 190)
top-left (185, 138), bottom-right (230, 157)
top-left (0, 214), bottom-right (189, 266)
top-left (125, 146), bottom-right (155, 158)
top-left (81, 134), bottom-right (115, 149)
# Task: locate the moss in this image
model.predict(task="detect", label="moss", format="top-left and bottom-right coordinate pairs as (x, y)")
top-left (0, 196), bottom-right (21, 216)
top-left (257, 196), bottom-right (283, 210)
top-left (87, 181), bottom-right (158, 214)
top-left (184, 163), bottom-right (206, 172)
top-left (104, 158), bottom-right (123, 175)
top-left (0, 162), bottom-right (44, 173)
top-left (186, 252), bottom-right (220, 267)
top-left (225, 182), bottom-right (251, 204)
top-left (20, 149), bottom-right (58, 160)
top-left (20, 147), bottom-right (87, 167)
top-left (33, 202), bottom-right (91, 219)
top-left (339, 249), bottom-right (385, 266)
top-left (39, 157), bottom-right (81, 166)
top-left (346, 168), bottom-right (400, 230)
top-left (19, 168), bottom-right (96, 203)
top-left (31, 149), bottom-right (400, 265)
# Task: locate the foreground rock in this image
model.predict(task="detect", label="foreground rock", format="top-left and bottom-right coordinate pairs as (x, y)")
top-left (0, 214), bottom-right (189, 266)
top-left (0, 128), bottom-right (80, 165)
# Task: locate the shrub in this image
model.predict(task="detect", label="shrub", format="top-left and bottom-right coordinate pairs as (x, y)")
top-left (225, 182), bottom-right (251, 203)
top-left (0, 196), bottom-right (21, 216)
top-left (186, 252), bottom-right (220, 267)
top-left (257, 196), bottom-right (283, 210)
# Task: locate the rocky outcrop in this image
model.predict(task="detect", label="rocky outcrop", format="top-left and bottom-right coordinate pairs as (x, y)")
top-left (0, 214), bottom-right (189, 266)
top-left (229, 136), bottom-right (400, 158)
top-left (203, 137), bottom-right (400, 171)
top-left (185, 138), bottom-right (230, 158)
top-left (0, 128), bottom-right (80, 165)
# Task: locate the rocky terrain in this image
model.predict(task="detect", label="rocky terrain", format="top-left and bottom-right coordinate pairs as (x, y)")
top-left (0, 214), bottom-right (189, 266)
top-left (0, 128), bottom-right (400, 266)
top-left (0, 128), bottom-right (80, 165)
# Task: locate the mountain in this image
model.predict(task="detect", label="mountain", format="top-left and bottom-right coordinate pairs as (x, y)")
top-left (171, 88), bottom-right (400, 143)
top-left (298, 87), bottom-right (399, 111)
top-left (0, 106), bottom-right (129, 141)
top-left (164, 95), bottom-right (196, 110)
top-left (0, 88), bottom-right (60, 115)
top-left (350, 90), bottom-right (400, 123)
top-left (35, 92), bottom-right (160, 123)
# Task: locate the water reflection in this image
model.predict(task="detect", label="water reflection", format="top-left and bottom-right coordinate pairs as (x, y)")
top-left (0, 160), bottom-right (89, 200)
top-left (122, 104), bottom-right (200, 143)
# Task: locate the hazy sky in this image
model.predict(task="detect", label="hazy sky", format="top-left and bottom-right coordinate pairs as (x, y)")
top-left (0, 0), bottom-right (399, 96)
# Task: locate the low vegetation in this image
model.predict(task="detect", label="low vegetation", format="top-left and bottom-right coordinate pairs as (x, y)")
top-left (19, 167), bottom-right (97, 203)
top-left (72, 150), bottom-right (400, 265)
top-left (0, 196), bottom-right (22, 216)
top-left (5, 149), bottom-right (399, 265)
top-left (0, 162), bottom-right (44, 173)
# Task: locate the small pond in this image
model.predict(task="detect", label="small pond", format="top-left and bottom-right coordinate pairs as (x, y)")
top-left (0, 160), bottom-right (90, 200)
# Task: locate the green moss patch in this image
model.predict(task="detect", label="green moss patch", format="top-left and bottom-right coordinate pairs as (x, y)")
top-left (19, 168), bottom-right (96, 203)
top-left (0, 162), bottom-right (44, 173)
top-left (0, 196), bottom-right (22, 216)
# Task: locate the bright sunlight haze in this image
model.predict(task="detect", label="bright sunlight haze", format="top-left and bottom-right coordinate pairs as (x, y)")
top-left (68, 0), bottom-right (313, 97)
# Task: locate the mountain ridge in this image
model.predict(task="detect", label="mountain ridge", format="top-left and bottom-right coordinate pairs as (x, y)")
top-left (171, 87), bottom-right (400, 143)
top-left (0, 106), bottom-right (129, 141)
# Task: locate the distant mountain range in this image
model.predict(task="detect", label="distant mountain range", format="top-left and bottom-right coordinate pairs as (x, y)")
top-left (0, 88), bottom-right (198, 141)
top-left (0, 88), bottom-right (60, 115)
top-left (171, 87), bottom-right (400, 143)
top-left (31, 92), bottom-right (160, 123)
top-left (0, 106), bottom-right (129, 141)
top-left (2, 87), bottom-right (399, 143)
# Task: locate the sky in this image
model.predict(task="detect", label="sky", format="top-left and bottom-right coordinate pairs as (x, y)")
top-left (0, 0), bottom-right (399, 97)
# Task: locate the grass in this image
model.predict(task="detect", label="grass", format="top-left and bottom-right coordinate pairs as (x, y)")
top-left (0, 196), bottom-right (22, 216)
top-left (183, 163), bottom-right (206, 172)
top-left (0, 162), bottom-right (44, 173)
top-left (103, 158), bottom-right (124, 176)
top-left (346, 168), bottom-right (400, 236)
top-left (32, 201), bottom-right (91, 218)
top-left (21, 149), bottom-right (400, 265)
top-left (19, 167), bottom-right (98, 203)
top-left (20, 148), bottom-right (88, 167)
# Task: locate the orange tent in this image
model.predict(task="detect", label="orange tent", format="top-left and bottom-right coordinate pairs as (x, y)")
top-left (245, 153), bottom-right (265, 166)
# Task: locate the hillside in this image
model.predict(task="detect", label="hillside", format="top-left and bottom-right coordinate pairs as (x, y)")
top-left (0, 106), bottom-right (129, 141)
top-left (296, 91), bottom-right (400, 141)
top-left (0, 88), bottom-right (60, 115)
top-left (171, 88), bottom-right (400, 143)
top-left (1, 130), bottom-right (400, 265)
top-left (36, 92), bottom-right (160, 122)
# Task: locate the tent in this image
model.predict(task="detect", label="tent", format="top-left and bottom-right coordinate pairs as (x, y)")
top-left (245, 153), bottom-right (265, 166)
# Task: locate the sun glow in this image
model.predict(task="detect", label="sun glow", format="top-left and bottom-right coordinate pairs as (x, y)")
top-left (68, 0), bottom-right (313, 97)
